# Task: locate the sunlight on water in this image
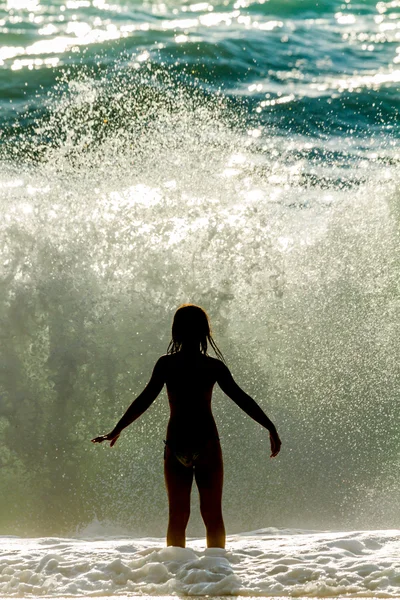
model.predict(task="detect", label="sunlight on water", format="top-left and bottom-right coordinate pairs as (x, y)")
top-left (0, 64), bottom-right (399, 536)
top-left (7, 0), bottom-right (39, 9)
top-left (0, 0), bottom-right (399, 544)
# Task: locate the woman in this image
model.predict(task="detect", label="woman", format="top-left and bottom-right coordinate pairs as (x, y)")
top-left (92, 304), bottom-right (281, 549)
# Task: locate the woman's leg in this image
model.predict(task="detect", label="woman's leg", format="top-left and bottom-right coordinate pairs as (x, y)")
top-left (164, 447), bottom-right (194, 547)
top-left (194, 441), bottom-right (225, 549)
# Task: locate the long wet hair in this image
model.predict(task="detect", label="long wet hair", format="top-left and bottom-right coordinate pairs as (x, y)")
top-left (167, 304), bottom-right (225, 362)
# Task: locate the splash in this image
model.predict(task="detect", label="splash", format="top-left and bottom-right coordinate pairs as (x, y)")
top-left (0, 65), bottom-right (399, 535)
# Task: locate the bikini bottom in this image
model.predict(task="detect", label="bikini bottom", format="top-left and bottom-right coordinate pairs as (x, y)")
top-left (164, 438), bottom-right (218, 468)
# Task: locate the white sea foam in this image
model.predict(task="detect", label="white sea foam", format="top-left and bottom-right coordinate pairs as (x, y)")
top-left (0, 529), bottom-right (399, 597)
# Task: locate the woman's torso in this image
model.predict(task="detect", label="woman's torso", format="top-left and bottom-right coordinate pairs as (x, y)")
top-left (163, 352), bottom-right (221, 449)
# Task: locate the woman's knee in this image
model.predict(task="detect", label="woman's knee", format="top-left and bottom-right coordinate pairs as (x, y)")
top-left (200, 505), bottom-right (224, 527)
top-left (169, 507), bottom-right (191, 527)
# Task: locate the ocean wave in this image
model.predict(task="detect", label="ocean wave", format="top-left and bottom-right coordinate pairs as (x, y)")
top-left (0, 0), bottom-right (399, 540)
top-left (1, 0), bottom-right (399, 138)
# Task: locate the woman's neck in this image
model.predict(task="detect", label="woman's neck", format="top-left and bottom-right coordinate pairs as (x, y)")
top-left (180, 342), bottom-right (201, 354)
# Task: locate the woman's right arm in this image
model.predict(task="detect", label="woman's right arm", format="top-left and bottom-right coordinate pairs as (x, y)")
top-left (216, 361), bottom-right (281, 457)
top-left (91, 356), bottom-right (166, 447)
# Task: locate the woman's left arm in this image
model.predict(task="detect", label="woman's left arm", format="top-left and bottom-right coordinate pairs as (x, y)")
top-left (216, 360), bottom-right (281, 458)
top-left (91, 356), bottom-right (166, 447)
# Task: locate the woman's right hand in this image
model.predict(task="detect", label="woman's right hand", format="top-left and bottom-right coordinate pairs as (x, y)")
top-left (269, 430), bottom-right (281, 458)
top-left (91, 431), bottom-right (120, 447)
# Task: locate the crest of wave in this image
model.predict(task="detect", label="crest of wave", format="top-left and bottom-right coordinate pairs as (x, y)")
top-left (0, 65), bottom-right (399, 536)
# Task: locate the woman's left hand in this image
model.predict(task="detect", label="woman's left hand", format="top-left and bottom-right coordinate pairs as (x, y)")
top-left (91, 432), bottom-right (120, 447)
top-left (269, 430), bottom-right (281, 458)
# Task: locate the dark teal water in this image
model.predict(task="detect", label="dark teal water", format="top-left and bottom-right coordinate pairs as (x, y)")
top-left (1, 0), bottom-right (399, 140)
top-left (0, 0), bottom-right (399, 536)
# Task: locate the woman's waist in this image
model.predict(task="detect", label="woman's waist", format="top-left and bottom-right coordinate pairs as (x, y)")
top-left (166, 419), bottom-right (219, 449)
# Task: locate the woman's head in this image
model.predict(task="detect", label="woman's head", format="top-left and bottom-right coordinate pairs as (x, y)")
top-left (167, 304), bottom-right (224, 361)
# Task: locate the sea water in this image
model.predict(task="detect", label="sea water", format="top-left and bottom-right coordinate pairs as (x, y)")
top-left (0, 0), bottom-right (399, 596)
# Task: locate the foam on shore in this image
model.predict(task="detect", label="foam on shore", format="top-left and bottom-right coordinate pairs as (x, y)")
top-left (1, 528), bottom-right (399, 597)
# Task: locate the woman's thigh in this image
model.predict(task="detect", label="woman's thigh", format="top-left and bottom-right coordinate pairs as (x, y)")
top-left (164, 447), bottom-right (194, 511)
top-left (194, 441), bottom-right (224, 512)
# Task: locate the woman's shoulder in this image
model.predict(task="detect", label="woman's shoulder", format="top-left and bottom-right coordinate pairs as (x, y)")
top-left (204, 355), bottom-right (228, 373)
top-left (152, 354), bottom-right (171, 372)
top-left (156, 353), bottom-right (172, 365)
top-left (155, 353), bottom-right (180, 368)
top-left (205, 355), bottom-right (222, 365)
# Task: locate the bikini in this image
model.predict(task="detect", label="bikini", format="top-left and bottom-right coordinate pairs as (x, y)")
top-left (164, 437), bottom-right (219, 468)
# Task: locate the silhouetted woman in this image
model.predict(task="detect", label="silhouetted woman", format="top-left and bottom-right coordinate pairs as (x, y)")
top-left (92, 304), bottom-right (281, 549)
